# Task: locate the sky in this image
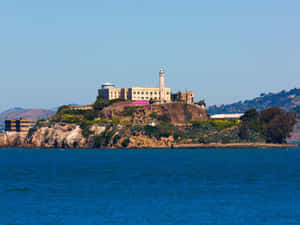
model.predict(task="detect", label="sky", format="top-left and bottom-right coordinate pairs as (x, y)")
top-left (0, 0), bottom-right (300, 111)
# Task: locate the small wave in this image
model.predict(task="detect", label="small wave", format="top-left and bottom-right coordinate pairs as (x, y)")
top-left (6, 187), bottom-right (31, 192)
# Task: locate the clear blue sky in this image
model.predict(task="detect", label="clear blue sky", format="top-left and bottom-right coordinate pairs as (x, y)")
top-left (1, 0), bottom-right (299, 111)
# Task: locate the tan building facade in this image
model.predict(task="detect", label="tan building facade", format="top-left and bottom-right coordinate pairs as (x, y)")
top-left (178, 89), bottom-right (194, 104)
top-left (68, 104), bottom-right (94, 110)
top-left (5, 118), bottom-right (36, 132)
top-left (98, 68), bottom-right (171, 103)
top-left (131, 87), bottom-right (170, 101)
top-left (98, 87), bottom-right (171, 102)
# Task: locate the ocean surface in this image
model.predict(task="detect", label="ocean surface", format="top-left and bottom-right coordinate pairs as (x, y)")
top-left (0, 148), bottom-right (300, 225)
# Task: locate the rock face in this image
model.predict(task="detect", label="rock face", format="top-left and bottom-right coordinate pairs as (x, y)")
top-left (29, 123), bottom-right (87, 148)
top-left (0, 123), bottom-right (89, 149)
top-left (128, 135), bottom-right (174, 148)
top-left (0, 131), bottom-right (28, 147)
top-left (0, 124), bottom-right (173, 149)
top-left (162, 103), bottom-right (208, 124)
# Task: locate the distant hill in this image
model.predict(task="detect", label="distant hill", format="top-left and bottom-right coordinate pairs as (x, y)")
top-left (208, 88), bottom-right (300, 115)
top-left (0, 109), bottom-right (56, 129)
top-left (1, 107), bottom-right (24, 114)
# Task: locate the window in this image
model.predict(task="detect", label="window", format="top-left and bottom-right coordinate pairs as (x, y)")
top-left (150, 92), bottom-right (153, 95)
top-left (154, 92), bottom-right (157, 95)
top-left (154, 97), bottom-right (157, 99)
top-left (167, 92), bottom-right (169, 95)
top-left (141, 92), bottom-right (144, 94)
top-left (146, 92), bottom-right (148, 95)
top-left (133, 92), bottom-right (136, 94)
top-left (137, 92), bottom-right (140, 94)
top-left (141, 97), bottom-right (144, 99)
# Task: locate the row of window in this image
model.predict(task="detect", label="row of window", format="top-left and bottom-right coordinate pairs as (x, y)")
top-left (133, 91), bottom-right (170, 95)
top-left (133, 91), bottom-right (157, 95)
top-left (134, 96), bottom-right (158, 100)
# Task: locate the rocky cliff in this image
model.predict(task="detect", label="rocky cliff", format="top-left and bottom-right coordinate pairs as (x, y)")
top-left (0, 103), bottom-right (212, 149)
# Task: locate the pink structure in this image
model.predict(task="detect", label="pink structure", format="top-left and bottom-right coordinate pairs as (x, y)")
top-left (132, 100), bottom-right (148, 105)
top-left (115, 101), bottom-right (149, 108)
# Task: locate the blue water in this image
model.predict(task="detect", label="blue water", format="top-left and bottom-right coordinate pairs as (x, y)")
top-left (0, 148), bottom-right (300, 225)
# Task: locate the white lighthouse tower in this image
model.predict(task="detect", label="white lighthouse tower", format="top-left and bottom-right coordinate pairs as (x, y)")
top-left (159, 67), bottom-right (165, 103)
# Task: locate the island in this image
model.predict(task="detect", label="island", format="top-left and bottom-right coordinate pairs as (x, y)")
top-left (0, 68), bottom-right (298, 149)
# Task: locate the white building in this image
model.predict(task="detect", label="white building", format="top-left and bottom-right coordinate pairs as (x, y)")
top-left (98, 68), bottom-right (171, 103)
top-left (210, 113), bottom-right (244, 120)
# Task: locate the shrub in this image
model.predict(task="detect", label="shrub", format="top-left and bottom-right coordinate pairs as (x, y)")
top-left (57, 105), bottom-right (69, 113)
top-left (81, 126), bottom-right (91, 138)
top-left (191, 120), bottom-right (207, 128)
top-left (198, 136), bottom-right (210, 144)
top-left (83, 110), bottom-right (98, 121)
top-left (93, 97), bottom-right (110, 111)
top-left (123, 106), bottom-right (136, 116)
top-left (93, 119), bottom-right (108, 125)
top-left (195, 100), bottom-right (206, 107)
top-left (173, 129), bottom-right (184, 141)
top-left (144, 125), bottom-right (158, 137)
top-left (121, 138), bottom-right (130, 148)
top-left (93, 133), bottom-right (106, 147)
top-left (112, 117), bottom-right (121, 124)
top-left (155, 122), bottom-right (174, 138)
top-left (221, 136), bottom-right (231, 144)
top-left (210, 120), bottom-right (239, 131)
top-left (150, 112), bottom-right (158, 119)
top-left (61, 115), bottom-right (81, 124)
top-left (131, 125), bottom-right (143, 136)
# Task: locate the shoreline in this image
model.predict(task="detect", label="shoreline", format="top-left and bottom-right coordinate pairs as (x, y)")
top-left (172, 143), bottom-right (298, 149)
top-left (0, 143), bottom-right (298, 150)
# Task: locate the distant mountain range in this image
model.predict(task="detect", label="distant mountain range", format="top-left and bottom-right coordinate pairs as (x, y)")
top-left (0, 109), bottom-right (56, 129)
top-left (208, 88), bottom-right (300, 115)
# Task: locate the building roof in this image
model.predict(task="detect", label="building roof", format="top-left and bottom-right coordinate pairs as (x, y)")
top-left (210, 113), bottom-right (244, 119)
top-left (102, 82), bottom-right (114, 86)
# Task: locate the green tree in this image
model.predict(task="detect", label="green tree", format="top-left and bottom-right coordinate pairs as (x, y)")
top-left (195, 100), bottom-right (206, 107)
top-left (57, 105), bottom-right (69, 113)
top-left (293, 106), bottom-right (300, 120)
top-left (93, 96), bottom-right (109, 111)
top-left (260, 107), bottom-right (297, 143)
top-left (239, 109), bottom-right (260, 140)
top-left (83, 110), bottom-right (98, 121)
top-left (171, 93), bottom-right (179, 102)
